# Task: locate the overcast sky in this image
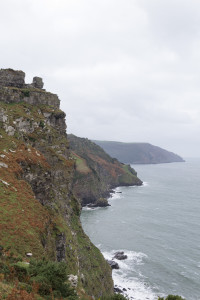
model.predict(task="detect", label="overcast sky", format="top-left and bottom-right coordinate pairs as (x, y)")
top-left (1, 0), bottom-right (200, 157)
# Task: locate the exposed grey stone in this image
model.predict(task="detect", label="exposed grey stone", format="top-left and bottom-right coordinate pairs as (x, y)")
top-left (56, 232), bottom-right (66, 262)
top-left (113, 251), bottom-right (128, 260)
top-left (5, 125), bottom-right (15, 136)
top-left (0, 162), bottom-right (8, 168)
top-left (68, 274), bottom-right (78, 288)
top-left (107, 260), bottom-right (120, 269)
top-left (32, 76), bottom-right (44, 89)
top-left (0, 109), bottom-right (8, 123)
top-left (0, 87), bottom-right (60, 108)
top-left (114, 286), bottom-right (123, 293)
top-left (0, 69), bottom-right (25, 88)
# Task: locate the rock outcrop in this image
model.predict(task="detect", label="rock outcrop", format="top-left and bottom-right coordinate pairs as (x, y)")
top-left (113, 251), bottom-right (128, 260)
top-left (0, 69), bottom-right (25, 88)
top-left (32, 76), bottom-right (44, 89)
top-left (107, 260), bottom-right (120, 270)
top-left (0, 69), bottom-right (113, 298)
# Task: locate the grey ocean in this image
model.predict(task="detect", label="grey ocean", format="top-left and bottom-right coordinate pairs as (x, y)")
top-left (81, 158), bottom-right (200, 300)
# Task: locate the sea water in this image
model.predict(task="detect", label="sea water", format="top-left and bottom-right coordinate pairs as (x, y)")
top-left (80, 158), bottom-right (200, 300)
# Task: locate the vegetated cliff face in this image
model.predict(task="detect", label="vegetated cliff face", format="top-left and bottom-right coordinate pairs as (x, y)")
top-left (93, 140), bottom-right (185, 164)
top-left (0, 69), bottom-right (113, 298)
top-left (68, 134), bottom-right (142, 206)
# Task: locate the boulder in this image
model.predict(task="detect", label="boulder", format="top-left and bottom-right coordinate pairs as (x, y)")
top-left (114, 286), bottom-right (123, 293)
top-left (113, 251), bottom-right (128, 260)
top-left (107, 260), bottom-right (119, 269)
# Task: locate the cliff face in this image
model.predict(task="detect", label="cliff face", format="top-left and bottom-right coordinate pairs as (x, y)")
top-left (68, 134), bottom-right (142, 206)
top-left (0, 69), bottom-right (113, 298)
top-left (93, 140), bottom-right (185, 164)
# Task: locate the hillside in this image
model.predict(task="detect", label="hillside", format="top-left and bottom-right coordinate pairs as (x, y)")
top-left (93, 141), bottom-right (185, 164)
top-left (68, 134), bottom-right (142, 207)
top-left (0, 69), bottom-right (114, 299)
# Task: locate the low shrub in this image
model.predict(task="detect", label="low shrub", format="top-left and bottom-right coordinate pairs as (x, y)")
top-left (21, 89), bottom-right (30, 97)
top-left (13, 263), bottom-right (29, 282)
top-left (28, 258), bottom-right (78, 298)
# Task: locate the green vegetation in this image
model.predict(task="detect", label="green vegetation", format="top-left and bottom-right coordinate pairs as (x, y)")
top-left (72, 152), bottom-right (91, 174)
top-left (39, 120), bottom-right (45, 128)
top-left (0, 249), bottom-right (78, 299)
top-left (28, 259), bottom-right (77, 298)
top-left (21, 89), bottom-right (30, 97)
top-left (158, 296), bottom-right (185, 300)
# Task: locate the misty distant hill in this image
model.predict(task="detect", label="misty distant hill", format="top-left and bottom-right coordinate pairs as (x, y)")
top-left (92, 141), bottom-right (185, 164)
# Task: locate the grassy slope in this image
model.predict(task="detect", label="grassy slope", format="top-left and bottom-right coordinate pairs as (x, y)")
top-left (0, 128), bottom-right (50, 257)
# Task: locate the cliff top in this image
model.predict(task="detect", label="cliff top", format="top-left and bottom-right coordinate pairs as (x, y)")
top-left (0, 68), bottom-right (44, 89)
top-left (0, 68), bottom-right (60, 108)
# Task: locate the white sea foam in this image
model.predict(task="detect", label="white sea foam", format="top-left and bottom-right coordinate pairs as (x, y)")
top-left (102, 249), bottom-right (158, 300)
top-left (103, 249), bottom-right (147, 265)
top-left (113, 274), bottom-right (157, 300)
top-left (142, 181), bottom-right (149, 187)
top-left (82, 206), bottom-right (102, 211)
top-left (109, 187), bottom-right (123, 201)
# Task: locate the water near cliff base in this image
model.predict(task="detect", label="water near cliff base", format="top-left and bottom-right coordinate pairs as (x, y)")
top-left (81, 158), bottom-right (200, 300)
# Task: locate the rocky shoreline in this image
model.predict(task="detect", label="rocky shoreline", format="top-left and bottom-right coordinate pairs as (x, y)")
top-left (107, 251), bottom-right (131, 297)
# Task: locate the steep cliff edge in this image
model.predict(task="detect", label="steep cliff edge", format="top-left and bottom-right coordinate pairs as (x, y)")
top-left (68, 134), bottom-right (142, 207)
top-left (93, 140), bottom-right (185, 164)
top-left (0, 69), bottom-right (113, 298)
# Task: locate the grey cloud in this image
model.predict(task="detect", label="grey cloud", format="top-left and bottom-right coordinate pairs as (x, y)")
top-left (0, 0), bottom-right (200, 157)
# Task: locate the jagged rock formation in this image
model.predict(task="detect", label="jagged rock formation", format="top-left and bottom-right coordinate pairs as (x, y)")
top-left (32, 76), bottom-right (44, 89)
top-left (0, 69), bottom-right (25, 88)
top-left (68, 134), bottom-right (142, 206)
top-left (0, 69), bottom-right (113, 298)
top-left (0, 68), bottom-right (44, 90)
top-left (93, 140), bottom-right (185, 164)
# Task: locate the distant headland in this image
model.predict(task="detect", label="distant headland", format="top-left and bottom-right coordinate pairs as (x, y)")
top-left (93, 140), bottom-right (185, 164)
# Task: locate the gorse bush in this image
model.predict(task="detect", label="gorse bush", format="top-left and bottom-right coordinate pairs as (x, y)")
top-left (28, 258), bottom-right (78, 298)
top-left (0, 251), bottom-right (78, 299)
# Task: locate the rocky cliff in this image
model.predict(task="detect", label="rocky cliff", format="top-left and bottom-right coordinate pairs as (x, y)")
top-left (0, 69), bottom-right (113, 298)
top-left (93, 140), bottom-right (185, 164)
top-left (68, 134), bottom-right (142, 207)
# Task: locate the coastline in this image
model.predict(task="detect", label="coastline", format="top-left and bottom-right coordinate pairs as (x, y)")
top-left (81, 186), bottom-right (160, 300)
top-left (81, 160), bottom-right (200, 299)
